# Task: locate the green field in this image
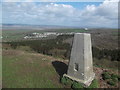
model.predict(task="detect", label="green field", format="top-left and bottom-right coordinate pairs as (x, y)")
top-left (3, 49), bottom-right (64, 88)
top-left (2, 30), bottom-right (32, 41)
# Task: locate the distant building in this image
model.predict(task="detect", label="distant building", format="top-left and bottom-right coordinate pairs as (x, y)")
top-left (24, 32), bottom-right (74, 39)
top-left (85, 28), bottom-right (88, 30)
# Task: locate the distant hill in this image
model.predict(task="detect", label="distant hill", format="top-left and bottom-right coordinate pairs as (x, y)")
top-left (2, 24), bottom-right (83, 30)
top-left (2, 24), bottom-right (117, 30)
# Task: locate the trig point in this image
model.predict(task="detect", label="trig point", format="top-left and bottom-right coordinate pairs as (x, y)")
top-left (64, 33), bottom-right (95, 87)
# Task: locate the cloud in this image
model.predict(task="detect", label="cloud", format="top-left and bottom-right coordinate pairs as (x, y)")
top-left (2, 0), bottom-right (119, 28)
top-left (79, 0), bottom-right (118, 28)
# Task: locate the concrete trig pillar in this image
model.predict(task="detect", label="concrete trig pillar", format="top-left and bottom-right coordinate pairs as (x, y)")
top-left (64, 33), bottom-right (95, 86)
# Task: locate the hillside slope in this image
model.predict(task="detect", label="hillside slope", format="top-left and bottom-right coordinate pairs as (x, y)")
top-left (3, 49), bottom-right (67, 88)
top-left (2, 49), bottom-right (119, 88)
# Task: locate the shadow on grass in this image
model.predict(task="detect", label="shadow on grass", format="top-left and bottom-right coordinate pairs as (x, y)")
top-left (52, 61), bottom-right (68, 77)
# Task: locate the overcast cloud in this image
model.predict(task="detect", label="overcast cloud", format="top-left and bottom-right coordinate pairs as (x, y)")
top-left (2, 0), bottom-right (119, 28)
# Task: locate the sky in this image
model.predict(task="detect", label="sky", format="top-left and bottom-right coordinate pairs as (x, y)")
top-left (1, 0), bottom-right (119, 28)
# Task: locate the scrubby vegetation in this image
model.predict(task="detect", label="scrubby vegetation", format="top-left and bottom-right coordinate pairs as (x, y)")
top-left (92, 47), bottom-right (120, 61)
top-left (102, 71), bottom-right (120, 86)
top-left (3, 35), bottom-right (120, 62)
top-left (107, 80), bottom-right (116, 86)
top-left (4, 35), bottom-right (73, 59)
top-left (102, 72), bottom-right (111, 80)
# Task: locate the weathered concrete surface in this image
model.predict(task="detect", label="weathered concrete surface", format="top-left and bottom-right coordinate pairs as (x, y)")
top-left (64, 33), bottom-right (95, 86)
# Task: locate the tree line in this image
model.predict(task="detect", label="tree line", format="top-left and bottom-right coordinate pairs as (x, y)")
top-left (4, 35), bottom-right (120, 61)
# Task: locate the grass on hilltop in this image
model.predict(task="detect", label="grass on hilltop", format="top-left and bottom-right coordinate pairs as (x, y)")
top-left (2, 49), bottom-right (64, 88)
